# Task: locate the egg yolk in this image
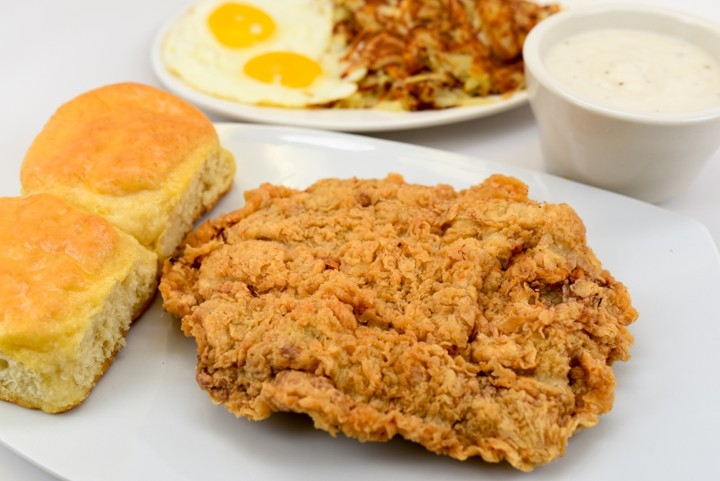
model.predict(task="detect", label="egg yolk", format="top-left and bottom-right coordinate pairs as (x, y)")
top-left (208, 3), bottom-right (275, 48)
top-left (244, 52), bottom-right (322, 88)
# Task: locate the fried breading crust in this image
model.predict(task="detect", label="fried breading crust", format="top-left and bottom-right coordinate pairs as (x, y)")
top-left (160, 174), bottom-right (636, 471)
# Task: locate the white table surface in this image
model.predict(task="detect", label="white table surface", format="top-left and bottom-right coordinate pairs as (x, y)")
top-left (1, 1), bottom-right (718, 480)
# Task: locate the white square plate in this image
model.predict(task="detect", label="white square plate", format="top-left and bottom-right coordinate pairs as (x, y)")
top-left (1, 124), bottom-right (719, 480)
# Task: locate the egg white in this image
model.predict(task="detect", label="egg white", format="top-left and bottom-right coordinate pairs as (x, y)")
top-left (162, 0), bottom-right (359, 108)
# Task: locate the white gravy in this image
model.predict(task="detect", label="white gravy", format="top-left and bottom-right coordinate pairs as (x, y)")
top-left (544, 28), bottom-right (720, 113)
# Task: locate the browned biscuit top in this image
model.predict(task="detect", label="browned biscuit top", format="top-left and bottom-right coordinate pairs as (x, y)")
top-left (20, 82), bottom-right (217, 196)
top-left (0, 194), bottom-right (130, 348)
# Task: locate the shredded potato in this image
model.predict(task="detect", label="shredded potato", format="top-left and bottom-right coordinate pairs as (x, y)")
top-left (323, 0), bottom-right (560, 111)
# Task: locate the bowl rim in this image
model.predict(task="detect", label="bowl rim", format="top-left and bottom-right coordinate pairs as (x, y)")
top-left (523, 3), bottom-right (720, 125)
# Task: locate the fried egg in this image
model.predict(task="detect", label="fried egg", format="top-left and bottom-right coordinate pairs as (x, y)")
top-left (162, 0), bottom-right (360, 108)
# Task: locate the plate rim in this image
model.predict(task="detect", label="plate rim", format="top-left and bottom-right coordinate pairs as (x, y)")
top-left (3, 122), bottom-right (720, 481)
top-left (149, 5), bottom-right (529, 132)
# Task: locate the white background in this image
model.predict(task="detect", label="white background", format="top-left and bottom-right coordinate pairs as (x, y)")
top-left (1, 1), bottom-right (718, 479)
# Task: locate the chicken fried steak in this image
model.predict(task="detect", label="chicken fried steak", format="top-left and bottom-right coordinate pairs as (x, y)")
top-left (160, 174), bottom-right (637, 471)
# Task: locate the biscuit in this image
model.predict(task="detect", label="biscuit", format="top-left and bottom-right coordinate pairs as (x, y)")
top-left (0, 194), bottom-right (158, 413)
top-left (20, 82), bottom-right (236, 262)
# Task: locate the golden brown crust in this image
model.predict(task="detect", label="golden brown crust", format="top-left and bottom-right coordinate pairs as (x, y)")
top-left (19, 82), bottom-right (236, 260)
top-left (0, 194), bottom-right (121, 346)
top-left (160, 174), bottom-right (637, 471)
top-left (20, 82), bottom-right (217, 196)
top-left (0, 194), bottom-right (158, 413)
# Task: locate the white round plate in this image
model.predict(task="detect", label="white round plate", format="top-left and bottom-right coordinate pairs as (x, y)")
top-left (149, 7), bottom-right (528, 132)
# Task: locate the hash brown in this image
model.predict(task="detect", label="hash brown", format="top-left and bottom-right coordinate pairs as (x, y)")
top-left (327, 0), bottom-right (561, 110)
